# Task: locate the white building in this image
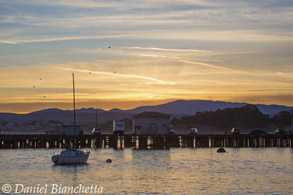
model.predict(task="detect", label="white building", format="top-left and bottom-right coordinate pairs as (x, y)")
top-left (133, 112), bottom-right (170, 135)
top-left (113, 121), bottom-right (125, 134)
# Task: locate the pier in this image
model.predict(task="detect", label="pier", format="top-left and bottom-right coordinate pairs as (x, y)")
top-left (0, 134), bottom-right (292, 149)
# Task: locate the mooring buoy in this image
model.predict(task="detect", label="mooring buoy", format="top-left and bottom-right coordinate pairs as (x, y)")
top-left (217, 147), bottom-right (226, 153)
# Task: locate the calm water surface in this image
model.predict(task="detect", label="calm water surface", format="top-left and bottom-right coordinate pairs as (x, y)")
top-left (0, 148), bottom-right (292, 195)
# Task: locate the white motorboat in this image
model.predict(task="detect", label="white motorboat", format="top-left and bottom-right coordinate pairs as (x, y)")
top-left (52, 149), bottom-right (90, 165)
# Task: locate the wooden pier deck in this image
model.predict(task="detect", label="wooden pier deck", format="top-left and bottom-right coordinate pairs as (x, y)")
top-left (0, 134), bottom-right (292, 149)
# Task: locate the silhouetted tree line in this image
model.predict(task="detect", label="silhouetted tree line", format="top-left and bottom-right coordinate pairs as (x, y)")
top-left (272, 111), bottom-right (292, 126)
top-left (170, 104), bottom-right (292, 129)
top-left (96, 105), bottom-right (292, 131)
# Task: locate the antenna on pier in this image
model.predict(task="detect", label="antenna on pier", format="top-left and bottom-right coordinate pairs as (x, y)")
top-left (72, 73), bottom-right (76, 135)
top-left (95, 107), bottom-right (98, 128)
top-left (291, 110), bottom-right (293, 135)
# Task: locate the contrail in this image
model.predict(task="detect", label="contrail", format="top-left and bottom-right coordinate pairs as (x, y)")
top-left (179, 59), bottom-right (234, 71)
top-left (126, 46), bottom-right (210, 53)
top-left (56, 67), bottom-right (176, 85)
top-left (179, 60), bottom-right (293, 83)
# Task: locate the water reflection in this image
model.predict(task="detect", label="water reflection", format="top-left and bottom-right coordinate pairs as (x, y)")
top-left (0, 148), bottom-right (292, 194)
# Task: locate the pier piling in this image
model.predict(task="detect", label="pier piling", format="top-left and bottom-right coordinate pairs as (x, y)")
top-left (0, 134), bottom-right (292, 149)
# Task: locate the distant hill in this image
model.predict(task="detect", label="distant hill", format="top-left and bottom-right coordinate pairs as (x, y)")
top-left (0, 109), bottom-right (132, 123)
top-left (125, 100), bottom-right (246, 115)
top-left (124, 100), bottom-right (293, 116)
top-left (0, 100), bottom-right (292, 123)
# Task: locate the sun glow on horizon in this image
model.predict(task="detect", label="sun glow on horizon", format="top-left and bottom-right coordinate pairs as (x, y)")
top-left (0, 0), bottom-right (292, 113)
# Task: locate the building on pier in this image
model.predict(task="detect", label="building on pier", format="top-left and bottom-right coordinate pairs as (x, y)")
top-left (62, 124), bottom-right (83, 135)
top-left (133, 112), bottom-right (170, 135)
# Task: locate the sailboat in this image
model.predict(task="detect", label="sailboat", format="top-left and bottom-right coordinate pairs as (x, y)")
top-left (52, 73), bottom-right (90, 165)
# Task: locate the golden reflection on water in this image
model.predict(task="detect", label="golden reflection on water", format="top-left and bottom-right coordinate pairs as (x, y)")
top-left (0, 148), bottom-right (292, 194)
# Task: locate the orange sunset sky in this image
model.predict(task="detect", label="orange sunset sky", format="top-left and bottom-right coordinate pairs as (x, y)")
top-left (0, 0), bottom-right (292, 113)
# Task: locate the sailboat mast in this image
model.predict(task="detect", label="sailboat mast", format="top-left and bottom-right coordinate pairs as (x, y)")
top-left (72, 73), bottom-right (76, 134)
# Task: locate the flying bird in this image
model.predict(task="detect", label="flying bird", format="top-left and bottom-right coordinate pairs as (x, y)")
top-left (89, 72), bottom-right (91, 74)
top-left (114, 71), bottom-right (116, 74)
top-left (33, 86), bottom-right (35, 88)
top-left (39, 78), bottom-right (42, 80)
top-left (108, 46), bottom-right (111, 49)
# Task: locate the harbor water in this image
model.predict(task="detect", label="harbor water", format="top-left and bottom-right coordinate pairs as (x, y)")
top-left (0, 148), bottom-right (292, 194)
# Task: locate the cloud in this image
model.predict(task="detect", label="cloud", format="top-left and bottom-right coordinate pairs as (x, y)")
top-left (0, 35), bottom-right (127, 44)
top-left (140, 54), bottom-right (168, 58)
top-left (179, 59), bottom-right (293, 84)
top-left (126, 47), bottom-right (210, 53)
top-left (56, 67), bottom-right (176, 85)
top-left (0, 41), bottom-right (17, 44)
top-left (125, 46), bottom-right (293, 84)
top-left (1, 0), bottom-right (292, 43)
top-left (178, 59), bottom-right (234, 71)
top-left (0, 0), bottom-right (223, 10)
top-left (0, 0), bottom-right (292, 113)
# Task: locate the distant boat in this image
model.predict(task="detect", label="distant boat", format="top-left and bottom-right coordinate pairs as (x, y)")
top-left (51, 73), bottom-right (90, 165)
top-left (52, 149), bottom-right (90, 165)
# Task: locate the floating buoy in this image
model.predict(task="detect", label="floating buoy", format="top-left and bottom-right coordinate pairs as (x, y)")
top-left (217, 147), bottom-right (226, 153)
top-left (106, 159), bottom-right (112, 163)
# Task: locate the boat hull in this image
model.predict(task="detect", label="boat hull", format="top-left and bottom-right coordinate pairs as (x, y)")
top-left (52, 152), bottom-right (90, 165)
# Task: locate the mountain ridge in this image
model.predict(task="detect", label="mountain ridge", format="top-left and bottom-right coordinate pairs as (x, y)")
top-left (0, 100), bottom-right (292, 123)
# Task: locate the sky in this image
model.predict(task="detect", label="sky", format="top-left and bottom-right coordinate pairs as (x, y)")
top-left (0, 0), bottom-right (292, 113)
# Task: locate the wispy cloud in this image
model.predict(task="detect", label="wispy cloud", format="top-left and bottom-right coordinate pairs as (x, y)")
top-left (126, 47), bottom-right (210, 53)
top-left (0, 0), bottom-right (292, 112)
top-left (0, 41), bottom-right (17, 44)
top-left (140, 54), bottom-right (169, 58)
top-left (179, 59), bottom-right (233, 71)
top-left (131, 48), bottom-right (293, 84)
top-left (0, 35), bottom-right (127, 44)
top-left (56, 67), bottom-right (176, 85)
top-left (1, 1), bottom-right (292, 43)
top-left (179, 59), bottom-right (293, 84)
